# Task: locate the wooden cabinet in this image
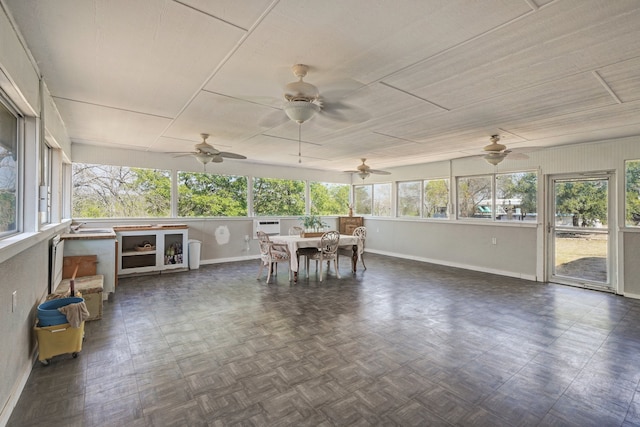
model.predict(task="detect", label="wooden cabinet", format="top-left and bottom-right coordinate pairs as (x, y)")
top-left (338, 216), bottom-right (363, 235)
top-left (115, 226), bottom-right (188, 276)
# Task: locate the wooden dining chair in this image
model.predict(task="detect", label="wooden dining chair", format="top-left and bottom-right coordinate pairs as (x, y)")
top-left (256, 231), bottom-right (291, 283)
top-left (306, 231), bottom-right (341, 282)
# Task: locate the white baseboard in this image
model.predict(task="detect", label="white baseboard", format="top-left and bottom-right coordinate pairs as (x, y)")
top-left (1, 350), bottom-right (37, 427)
top-left (200, 254), bottom-right (259, 266)
top-left (623, 292), bottom-right (640, 300)
top-left (365, 249), bottom-right (538, 282)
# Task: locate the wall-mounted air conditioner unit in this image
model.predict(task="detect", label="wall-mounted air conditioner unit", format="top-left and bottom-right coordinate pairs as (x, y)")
top-left (253, 219), bottom-right (281, 239)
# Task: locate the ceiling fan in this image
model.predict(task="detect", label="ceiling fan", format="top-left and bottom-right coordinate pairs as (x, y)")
top-left (279, 64), bottom-right (367, 125)
top-left (481, 134), bottom-right (529, 165)
top-left (262, 64), bottom-right (368, 163)
top-left (173, 133), bottom-right (247, 166)
top-left (344, 158), bottom-right (391, 180)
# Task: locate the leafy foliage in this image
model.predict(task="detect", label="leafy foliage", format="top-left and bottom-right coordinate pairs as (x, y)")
top-left (310, 182), bottom-right (350, 215)
top-left (253, 178), bottom-right (305, 216)
top-left (457, 176), bottom-right (491, 218)
top-left (354, 185), bottom-right (372, 215)
top-left (398, 181), bottom-right (421, 217)
top-left (73, 164), bottom-right (170, 218)
top-left (424, 179), bottom-right (449, 218)
top-left (555, 179), bottom-right (607, 226)
top-left (626, 160), bottom-right (640, 226)
top-left (496, 172), bottom-right (537, 218)
top-left (178, 172), bottom-right (247, 217)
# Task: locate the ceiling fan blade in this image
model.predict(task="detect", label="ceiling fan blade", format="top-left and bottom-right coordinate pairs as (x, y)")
top-left (218, 152), bottom-right (247, 160)
top-left (171, 152), bottom-right (196, 158)
top-left (259, 108), bottom-right (289, 128)
top-left (369, 169), bottom-right (391, 175)
top-left (343, 169), bottom-right (360, 173)
top-left (319, 99), bottom-right (370, 124)
top-left (508, 152), bottom-right (529, 160)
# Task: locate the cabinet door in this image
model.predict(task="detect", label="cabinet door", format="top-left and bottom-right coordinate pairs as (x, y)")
top-left (161, 231), bottom-right (187, 269)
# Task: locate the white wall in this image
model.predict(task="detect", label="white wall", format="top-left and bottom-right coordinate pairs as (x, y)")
top-left (0, 3), bottom-right (72, 423)
top-left (2, 0), bottom-right (640, 420)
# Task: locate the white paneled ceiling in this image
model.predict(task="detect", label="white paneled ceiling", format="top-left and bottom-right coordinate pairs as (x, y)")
top-left (4, 0), bottom-right (640, 172)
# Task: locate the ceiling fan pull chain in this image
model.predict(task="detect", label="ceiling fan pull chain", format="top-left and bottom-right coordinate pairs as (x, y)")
top-left (298, 123), bottom-right (302, 163)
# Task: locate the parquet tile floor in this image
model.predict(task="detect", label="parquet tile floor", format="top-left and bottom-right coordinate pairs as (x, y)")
top-left (8, 254), bottom-right (640, 426)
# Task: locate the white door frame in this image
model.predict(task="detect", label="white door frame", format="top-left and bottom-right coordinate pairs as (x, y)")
top-left (545, 172), bottom-right (617, 292)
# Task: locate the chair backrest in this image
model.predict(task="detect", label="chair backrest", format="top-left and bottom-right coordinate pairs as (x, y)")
top-left (257, 231), bottom-right (271, 255)
top-left (319, 230), bottom-right (340, 255)
top-left (289, 226), bottom-right (304, 236)
top-left (352, 226), bottom-right (366, 243)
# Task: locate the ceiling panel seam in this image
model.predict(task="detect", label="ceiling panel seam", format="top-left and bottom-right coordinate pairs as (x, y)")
top-left (379, 82), bottom-right (450, 112)
top-left (592, 71), bottom-right (622, 104)
top-left (154, 0), bottom-right (279, 146)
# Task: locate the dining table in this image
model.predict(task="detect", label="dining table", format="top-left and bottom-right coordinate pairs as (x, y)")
top-left (270, 233), bottom-right (362, 281)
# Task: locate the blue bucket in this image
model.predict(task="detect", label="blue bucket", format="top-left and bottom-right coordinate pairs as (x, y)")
top-left (37, 297), bottom-right (84, 326)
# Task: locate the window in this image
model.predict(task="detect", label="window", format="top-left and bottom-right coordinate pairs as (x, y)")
top-left (373, 183), bottom-right (391, 216)
top-left (626, 159), bottom-right (640, 227)
top-left (355, 183), bottom-right (391, 216)
top-left (310, 182), bottom-right (350, 215)
top-left (354, 184), bottom-right (372, 215)
top-left (496, 172), bottom-right (537, 221)
top-left (39, 143), bottom-right (52, 225)
top-left (457, 175), bottom-right (492, 219)
top-left (253, 177), bottom-right (305, 216)
top-left (424, 178), bottom-right (449, 219)
top-left (0, 98), bottom-right (18, 236)
top-left (397, 181), bottom-right (421, 217)
top-left (178, 172), bottom-right (247, 217)
top-left (457, 172), bottom-right (537, 221)
top-left (72, 163), bottom-right (171, 218)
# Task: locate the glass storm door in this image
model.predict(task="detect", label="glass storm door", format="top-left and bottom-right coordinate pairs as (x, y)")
top-left (549, 175), bottom-right (612, 291)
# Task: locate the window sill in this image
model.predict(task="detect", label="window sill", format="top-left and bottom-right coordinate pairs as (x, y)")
top-left (0, 223), bottom-right (70, 264)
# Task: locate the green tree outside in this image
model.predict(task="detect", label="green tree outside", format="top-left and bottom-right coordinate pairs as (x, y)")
top-left (178, 172), bottom-right (247, 217)
top-left (555, 179), bottom-right (607, 227)
top-left (310, 182), bottom-right (350, 215)
top-left (72, 164), bottom-right (171, 218)
top-left (497, 172), bottom-right (537, 218)
top-left (253, 178), bottom-right (305, 216)
top-left (424, 179), bottom-right (449, 218)
top-left (626, 160), bottom-right (640, 226)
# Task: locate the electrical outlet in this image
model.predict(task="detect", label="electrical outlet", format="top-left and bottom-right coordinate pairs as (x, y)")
top-left (492, 237), bottom-right (497, 245)
top-left (12, 290), bottom-right (17, 313)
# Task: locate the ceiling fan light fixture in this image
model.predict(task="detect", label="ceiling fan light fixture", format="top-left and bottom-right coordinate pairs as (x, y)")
top-left (484, 152), bottom-right (507, 166)
top-left (194, 152), bottom-right (212, 165)
top-left (283, 100), bottom-right (320, 124)
top-left (358, 171), bottom-right (370, 180)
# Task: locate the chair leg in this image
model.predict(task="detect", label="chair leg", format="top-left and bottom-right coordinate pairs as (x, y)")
top-left (257, 261), bottom-right (264, 280)
top-left (360, 254), bottom-right (366, 270)
top-left (319, 257), bottom-right (324, 282)
top-left (333, 259), bottom-right (341, 279)
top-left (266, 261), bottom-right (272, 283)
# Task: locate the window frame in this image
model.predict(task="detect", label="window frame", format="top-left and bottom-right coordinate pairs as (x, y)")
top-left (625, 159), bottom-right (640, 228)
top-left (0, 93), bottom-right (21, 238)
top-left (456, 170), bottom-right (538, 222)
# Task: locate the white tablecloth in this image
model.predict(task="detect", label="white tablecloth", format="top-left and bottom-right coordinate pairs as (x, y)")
top-left (271, 234), bottom-right (362, 272)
